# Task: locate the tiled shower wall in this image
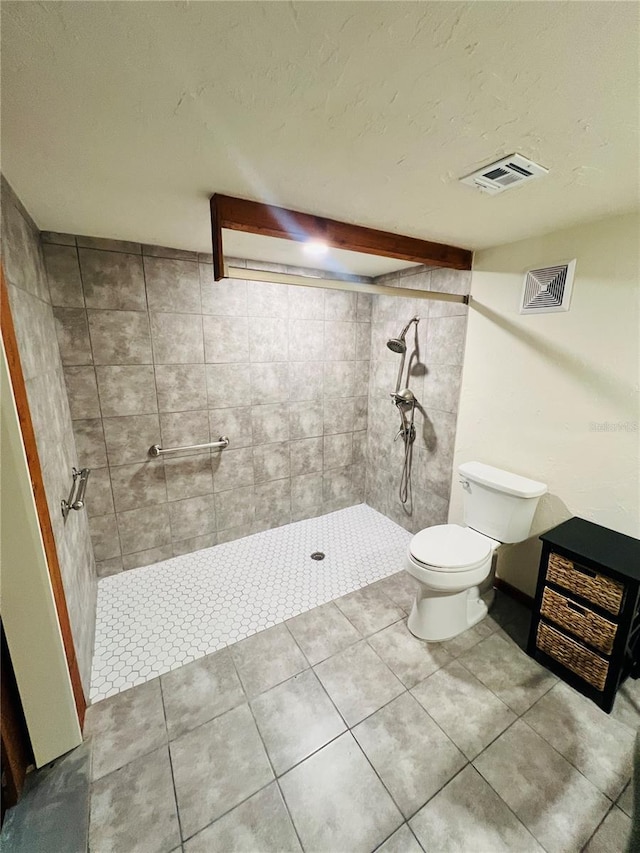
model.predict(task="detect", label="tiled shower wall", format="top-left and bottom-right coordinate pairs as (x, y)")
top-left (365, 266), bottom-right (470, 533)
top-left (43, 234), bottom-right (371, 576)
top-left (1, 179), bottom-right (96, 693)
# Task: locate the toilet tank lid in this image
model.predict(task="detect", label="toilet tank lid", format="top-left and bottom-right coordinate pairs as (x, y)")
top-left (458, 462), bottom-right (547, 499)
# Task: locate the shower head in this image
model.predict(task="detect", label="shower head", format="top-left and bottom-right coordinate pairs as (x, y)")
top-left (386, 338), bottom-right (406, 354)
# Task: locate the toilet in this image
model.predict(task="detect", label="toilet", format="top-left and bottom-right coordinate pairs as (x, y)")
top-left (406, 461), bottom-right (547, 642)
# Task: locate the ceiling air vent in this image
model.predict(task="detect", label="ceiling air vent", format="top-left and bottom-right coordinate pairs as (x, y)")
top-left (520, 259), bottom-right (576, 314)
top-left (460, 153), bottom-right (548, 195)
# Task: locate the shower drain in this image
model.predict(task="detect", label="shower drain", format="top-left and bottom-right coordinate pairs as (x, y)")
top-left (310, 552), bottom-right (325, 561)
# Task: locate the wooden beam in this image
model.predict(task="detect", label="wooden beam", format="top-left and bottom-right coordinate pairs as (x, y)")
top-left (210, 194), bottom-right (472, 281)
top-left (1, 266), bottom-right (86, 727)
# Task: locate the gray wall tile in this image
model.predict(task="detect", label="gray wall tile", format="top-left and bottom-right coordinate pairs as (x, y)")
top-left (248, 281), bottom-right (289, 318)
top-left (79, 249), bottom-right (146, 310)
top-left (117, 503), bottom-right (172, 554)
top-left (76, 235), bottom-right (141, 254)
top-left (73, 418), bottom-right (108, 468)
top-left (43, 244), bottom-right (84, 307)
top-left (160, 410), bottom-right (210, 456)
top-left (253, 441), bottom-right (290, 483)
top-left (289, 400), bottom-right (323, 439)
top-left (53, 307), bottom-right (93, 366)
top-left (325, 321), bottom-right (356, 361)
top-left (57, 234), bottom-right (376, 562)
top-left (209, 407), bottom-right (252, 449)
top-left (156, 364), bottom-right (207, 412)
top-left (122, 546), bottom-right (174, 571)
top-left (64, 366), bottom-right (101, 418)
top-left (144, 257), bottom-right (201, 313)
top-left (204, 316), bottom-right (249, 363)
top-left (325, 290), bottom-right (357, 321)
top-left (250, 317), bottom-right (287, 363)
top-left (206, 364), bottom-right (250, 409)
top-left (290, 437), bottom-right (323, 476)
top-left (89, 513), bottom-right (121, 562)
top-left (215, 486), bottom-right (255, 531)
top-left (41, 231), bottom-right (76, 246)
top-left (213, 446), bottom-right (254, 492)
top-left (200, 266), bottom-right (247, 316)
top-left (165, 454), bottom-right (214, 501)
top-left (110, 462), bottom-right (168, 512)
top-left (96, 365), bottom-right (157, 416)
top-left (251, 363), bottom-right (289, 405)
top-left (288, 319), bottom-right (323, 361)
top-left (168, 494), bottom-right (216, 541)
top-left (103, 414), bottom-right (160, 466)
top-left (88, 310), bottom-right (152, 364)
top-left (86, 467), bottom-right (115, 517)
top-left (251, 404), bottom-right (289, 445)
top-left (150, 312), bottom-right (204, 364)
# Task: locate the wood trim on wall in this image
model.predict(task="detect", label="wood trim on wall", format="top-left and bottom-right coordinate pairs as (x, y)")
top-left (210, 194), bottom-right (473, 281)
top-left (0, 266), bottom-right (86, 726)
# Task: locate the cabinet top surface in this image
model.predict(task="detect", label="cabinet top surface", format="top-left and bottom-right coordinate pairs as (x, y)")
top-left (541, 517), bottom-right (640, 581)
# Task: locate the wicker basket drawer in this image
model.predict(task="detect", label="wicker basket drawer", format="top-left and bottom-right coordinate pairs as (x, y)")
top-left (541, 587), bottom-right (617, 655)
top-left (546, 552), bottom-right (624, 615)
top-left (537, 620), bottom-right (609, 691)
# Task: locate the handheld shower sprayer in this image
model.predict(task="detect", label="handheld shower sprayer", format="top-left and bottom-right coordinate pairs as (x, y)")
top-left (386, 316), bottom-right (420, 396)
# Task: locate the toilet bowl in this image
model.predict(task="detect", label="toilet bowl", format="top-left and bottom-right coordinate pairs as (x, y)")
top-left (406, 461), bottom-right (547, 642)
top-left (406, 524), bottom-right (499, 641)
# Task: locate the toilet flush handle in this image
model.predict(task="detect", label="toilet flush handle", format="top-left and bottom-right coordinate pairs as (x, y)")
top-left (459, 478), bottom-right (471, 491)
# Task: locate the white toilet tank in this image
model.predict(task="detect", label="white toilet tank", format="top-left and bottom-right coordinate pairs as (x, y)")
top-left (458, 461), bottom-right (547, 544)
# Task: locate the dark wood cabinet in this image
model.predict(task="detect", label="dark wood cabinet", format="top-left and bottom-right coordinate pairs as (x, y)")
top-left (527, 516), bottom-right (640, 713)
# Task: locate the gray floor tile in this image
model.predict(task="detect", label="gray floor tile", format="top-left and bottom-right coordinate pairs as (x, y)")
top-left (368, 619), bottom-right (451, 688)
top-left (0, 741), bottom-right (91, 853)
top-left (618, 780), bottom-right (634, 817)
top-left (89, 746), bottom-right (180, 853)
top-left (584, 807), bottom-right (632, 853)
top-left (251, 669), bottom-right (346, 774)
top-left (411, 660), bottom-right (516, 760)
top-left (410, 765), bottom-right (544, 853)
top-left (460, 632), bottom-right (556, 714)
top-left (161, 648), bottom-right (245, 740)
top-left (314, 641), bottom-right (404, 727)
top-left (374, 571), bottom-right (419, 614)
top-left (474, 720), bottom-right (610, 853)
top-left (280, 732), bottom-right (403, 853)
top-left (439, 615), bottom-right (498, 658)
top-left (353, 692), bottom-right (466, 819)
top-left (229, 623), bottom-right (308, 697)
top-left (286, 601), bottom-right (360, 664)
top-left (183, 783), bottom-right (301, 852)
top-left (611, 676), bottom-right (640, 731)
top-left (336, 584), bottom-right (404, 636)
top-left (523, 681), bottom-right (635, 799)
top-left (375, 823), bottom-right (423, 853)
top-left (170, 703), bottom-right (273, 839)
top-left (85, 678), bottom-right (167, 780)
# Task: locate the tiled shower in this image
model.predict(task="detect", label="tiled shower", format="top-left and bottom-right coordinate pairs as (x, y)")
top-left (3, 175), bottom-right (469, 697)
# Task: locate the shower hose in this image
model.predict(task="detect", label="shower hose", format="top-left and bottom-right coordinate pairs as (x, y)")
top-left (397, 400), bottom-right (417, 505)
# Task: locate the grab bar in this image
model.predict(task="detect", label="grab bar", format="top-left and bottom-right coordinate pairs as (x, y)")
top-left (61, 467), bottom-right (91, 519)
top-left (148, 436), bottom-right (230, 458)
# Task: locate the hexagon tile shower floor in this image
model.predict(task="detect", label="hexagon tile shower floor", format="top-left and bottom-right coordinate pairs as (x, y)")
top-left (91, 504), bottom-right (412, 701)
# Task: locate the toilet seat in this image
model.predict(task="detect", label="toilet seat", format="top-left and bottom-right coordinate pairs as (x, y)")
top-left (409, 524), bottom-right (493, 572)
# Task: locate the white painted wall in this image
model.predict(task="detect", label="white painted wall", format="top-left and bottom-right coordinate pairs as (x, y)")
top-left (1, 342), bottom-right (82, 766)
top-left (450, 212), bottom-right (640, 596)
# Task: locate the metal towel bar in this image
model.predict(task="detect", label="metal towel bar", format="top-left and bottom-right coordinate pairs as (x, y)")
top-left (148, 436), bottom-right (229, 457)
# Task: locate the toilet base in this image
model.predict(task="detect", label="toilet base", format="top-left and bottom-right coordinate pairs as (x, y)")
top-left (407, 583), bottom-right (488, 642)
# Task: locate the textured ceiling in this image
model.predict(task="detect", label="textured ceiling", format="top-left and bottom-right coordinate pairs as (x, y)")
top-left (1, 2), bottom-right (638, 256)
